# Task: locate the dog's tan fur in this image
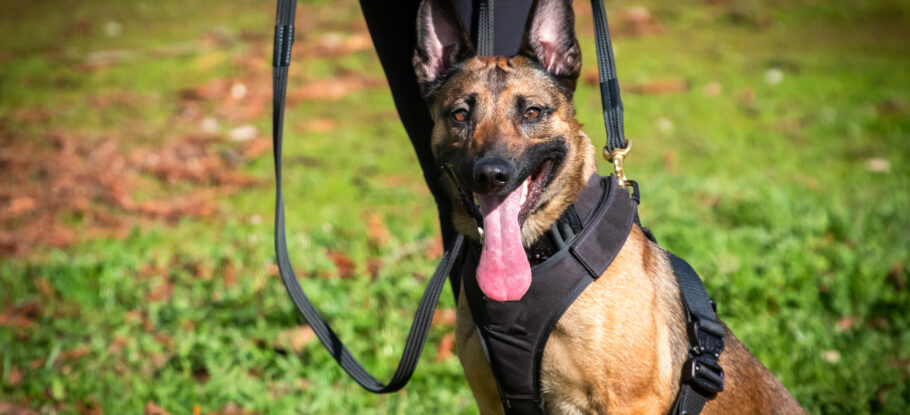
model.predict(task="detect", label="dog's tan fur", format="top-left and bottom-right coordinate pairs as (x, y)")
top-left (414, 0), bottom-right (805, 413)
top-left (456, 225), bottom-right (804, 414)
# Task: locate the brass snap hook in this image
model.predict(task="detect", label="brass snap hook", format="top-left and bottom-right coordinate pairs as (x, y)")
top-left (603, 140), bottom-right (632, 188)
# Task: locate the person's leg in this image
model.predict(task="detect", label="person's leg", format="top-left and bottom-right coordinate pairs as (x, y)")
top-left (359, 0), bottom-right (457, 250)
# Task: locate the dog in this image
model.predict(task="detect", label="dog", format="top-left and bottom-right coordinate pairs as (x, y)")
top-left (412, 0), bottom-right (806, 413)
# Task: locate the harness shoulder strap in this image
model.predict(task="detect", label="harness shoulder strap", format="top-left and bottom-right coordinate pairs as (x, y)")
top-left (272, 0), bottom-right (464, 393)
top-left (668, 254), bottom-right (726, 415)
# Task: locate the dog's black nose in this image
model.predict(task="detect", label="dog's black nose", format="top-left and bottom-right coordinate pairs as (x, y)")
top-left (473, 158), bottom-right (513, 194)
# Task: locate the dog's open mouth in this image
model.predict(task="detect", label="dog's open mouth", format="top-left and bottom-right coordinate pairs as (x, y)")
top-left (448, 156), bottom-right (559, 302)
top-left (452, 157), bottom-right (557, 230)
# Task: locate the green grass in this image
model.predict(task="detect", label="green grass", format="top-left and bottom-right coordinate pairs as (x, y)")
top-left (1, 0), bottom-right (909, 413)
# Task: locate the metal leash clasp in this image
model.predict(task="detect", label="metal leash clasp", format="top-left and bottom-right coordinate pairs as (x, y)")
top-left (603, 140), bottom-right (632, 188)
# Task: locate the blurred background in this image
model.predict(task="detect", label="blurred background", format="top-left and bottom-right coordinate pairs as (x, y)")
top-left (1, 0), bottom-right (908, 413)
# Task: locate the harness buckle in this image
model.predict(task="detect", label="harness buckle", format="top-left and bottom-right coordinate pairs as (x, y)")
top-left (682, 354), bottom-right (725, 394)
top-left (682, 319), bottom-right (726, 394)
top-left (686, 319), bottom-right (725, 357)
top-left (603, 140), bottom-right (632, 188)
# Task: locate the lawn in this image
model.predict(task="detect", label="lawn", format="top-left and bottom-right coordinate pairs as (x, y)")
top-left (1, 0), bottom-right (908, 414)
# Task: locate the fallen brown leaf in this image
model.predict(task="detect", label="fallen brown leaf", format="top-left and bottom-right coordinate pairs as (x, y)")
top-left (266, 264), bottom-right (280, 276)
top-left (366, 258), bottom-right (383, 280)
top-left (433, 309), bottom-right (457, 326)
top-left (582, 69), bottom-right (600, 86)
top-left (887, 261), bottom-right (905, 291)
top-left (326, 251), bottom-right (356, 279)
top-left (145, 402), bottom-right (172, 415)
top-left (211, 402), bottom-right (256, 415)
top-left (310, 32), bottom-right (373, 57)
top-left (836, 317), bottom-right (856, 332)
top-left (425, 238), bottom-right (443, 260)
top-left (297, 118), bottom-right (338, 134)
top-left (222, 260), bottom-right (238, 287)
top-left (147, 277), bottom-right (174, 302)
top-left (702, 81), bottom-right (723, 96)
top-left (1, 196), bottom-right (36, 220)
top-left (0, 302), bottom-right (41, 330)
top-left (108, 336), bottom-right (130, 354)
top-left (365, 212), bottom-right (391, 248)
top-left (59, 346), bottom-right (91, 361)
top-left (0, 402), bottom-right (38, 415)
top-left (77, 399), bottom-right (103, 415)
top-left (7, 368), bottom-right (23, 386)
top-left (287, 75), bottom-right (384, 104)
top-left (242, 138), bottom-right (271, 159)
top-left (436, 333), bottom-right (456, 362)
top-left (274, 326), bottom-right (315, 353)
top-left (662, 149), bottom-right (677, 175)
top-left (616, 6), bottom-right (665, 36)
top-left (625, 79), bottom-right (689, 95)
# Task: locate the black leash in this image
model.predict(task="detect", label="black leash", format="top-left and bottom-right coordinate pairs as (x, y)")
top-left (589, 0), bottom-right (626, 156)
top-left (272, 0), bottom-right (465, 393)
top-left (589, 2), bottom-right (726, 413)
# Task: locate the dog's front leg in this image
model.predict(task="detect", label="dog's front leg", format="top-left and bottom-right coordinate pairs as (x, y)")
top-left (456, 288), bottom-right (504, 415)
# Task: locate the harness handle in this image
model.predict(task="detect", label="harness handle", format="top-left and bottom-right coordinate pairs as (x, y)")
top-left (272, 0), bottom-right (464, 393)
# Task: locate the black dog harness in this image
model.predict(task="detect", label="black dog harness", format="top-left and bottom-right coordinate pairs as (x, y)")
top-left (460, 174), bottom-right (633, 413)
top-left (457, 174), bottom-right (726, 414)
top-left (272, 0), bottom-right (726, 413)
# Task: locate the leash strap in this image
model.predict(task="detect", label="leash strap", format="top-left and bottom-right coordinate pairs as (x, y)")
top-left (477, 0), bottom-right (495, 56)
top-left (589, 0), bottom-right (627, 155)
top-left (272, 0), bottom-right (464, 393)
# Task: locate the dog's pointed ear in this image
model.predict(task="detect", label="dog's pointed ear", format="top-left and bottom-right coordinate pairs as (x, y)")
top-left (519, 0), bottom-right (582, 95)
top-left (413, 0), bottom-right (474, 96)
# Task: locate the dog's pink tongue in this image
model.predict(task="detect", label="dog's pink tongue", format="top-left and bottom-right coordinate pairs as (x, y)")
top-left (476, 187), bottom-right (531, 302)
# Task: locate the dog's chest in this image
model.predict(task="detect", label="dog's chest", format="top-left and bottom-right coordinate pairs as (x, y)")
top-left (456, 175), bottom-right (641, 413)
top-left (536, 268), bottom-right (679, 415)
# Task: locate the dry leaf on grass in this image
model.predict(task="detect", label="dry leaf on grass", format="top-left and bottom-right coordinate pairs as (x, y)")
top-left (433, 309), bottom-right (457, 326)
top-left (365, 212), bottom-right (391, 248)
top-left (326, 251), bottom-right (356, 279)
top-left (211, 403), bottom-right (256, 415)
top-left (0, 302), bottom-right (41, 330)
top-left (7, 368), bottom-right (23, 386)
top-left (273, 326), bottom-right (315, 353)
top-left (436, 333), bottom-right (456, 362)
top-left (145, 402), bottom-right (172, 415)
top-left (286, 75), bottom-right (384, 104)
top-left (0, 402), bottom-right (38, 415)
top-left (625, 79), bottom-right (689, 95)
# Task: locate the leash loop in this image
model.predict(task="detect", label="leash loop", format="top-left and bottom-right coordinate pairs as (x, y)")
top-left (272, 0), bottom-right (464, 394)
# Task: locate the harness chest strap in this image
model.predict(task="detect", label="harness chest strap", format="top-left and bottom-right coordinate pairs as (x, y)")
top-left (461, 175), bottom-right (725, 414)
top-left (461, 174), bottom-right (635, 413)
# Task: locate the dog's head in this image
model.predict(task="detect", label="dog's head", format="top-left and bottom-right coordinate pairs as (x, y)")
top-left (414, 0), bottom-right (596, 243)
top-left (414, 0), bottom-right (596, 301)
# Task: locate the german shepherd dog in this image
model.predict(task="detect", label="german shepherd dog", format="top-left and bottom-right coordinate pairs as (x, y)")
top-left (413, 0), bottom-right (805, 413)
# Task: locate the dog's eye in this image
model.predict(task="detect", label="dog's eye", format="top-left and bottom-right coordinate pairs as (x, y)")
top-left (523, 107), bottom-right (542, 120)
top-left (452, 109), bottom-right (469, 122)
